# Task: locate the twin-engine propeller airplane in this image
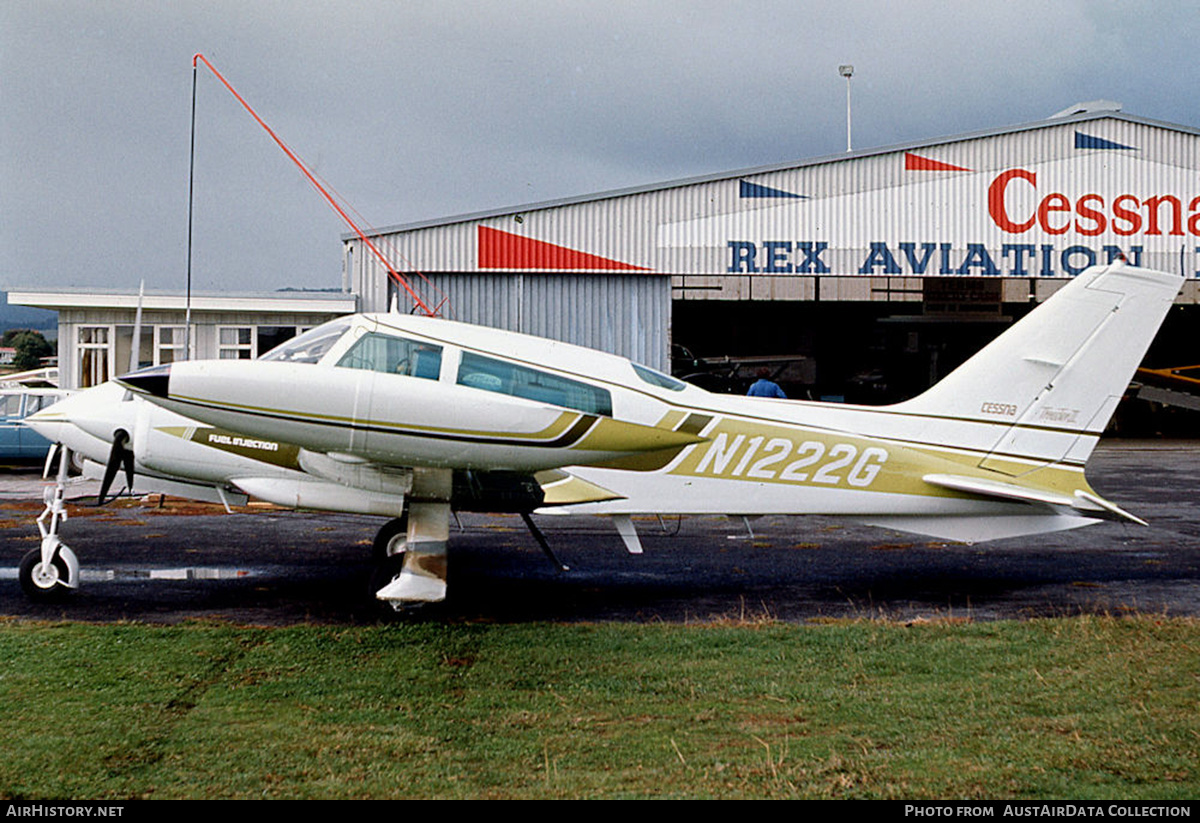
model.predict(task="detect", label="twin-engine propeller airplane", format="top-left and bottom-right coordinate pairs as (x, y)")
top-left (55, 260), bottom-right (1175, 610)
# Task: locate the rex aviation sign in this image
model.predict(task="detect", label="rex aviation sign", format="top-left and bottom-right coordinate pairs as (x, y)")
top-left (656, 146), bottom-right (1200, 279)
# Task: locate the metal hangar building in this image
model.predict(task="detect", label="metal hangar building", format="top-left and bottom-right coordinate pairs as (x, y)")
top-left (344, 103), bottom-right (1199, 402)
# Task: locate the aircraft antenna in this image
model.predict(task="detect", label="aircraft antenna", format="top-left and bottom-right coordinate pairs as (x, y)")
top-left (190, 54), bottom-right (436, 316)
top-left (129, 280), bottom-right (144, 372)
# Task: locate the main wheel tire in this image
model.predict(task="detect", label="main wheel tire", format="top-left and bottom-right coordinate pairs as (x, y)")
top-left (18, 549), bottom-right (72, 601)
top-left (371, 515), bottom-right (409, 562)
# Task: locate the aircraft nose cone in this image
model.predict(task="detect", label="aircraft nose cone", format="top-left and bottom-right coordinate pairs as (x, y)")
top-left (22, 407), bottom-right (64, 441)
top-left (116, 364), bottom-right (171, 398)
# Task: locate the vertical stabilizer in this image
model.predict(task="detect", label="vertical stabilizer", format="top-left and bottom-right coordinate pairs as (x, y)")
top-left (892, 264), bottom-right (1181, 471)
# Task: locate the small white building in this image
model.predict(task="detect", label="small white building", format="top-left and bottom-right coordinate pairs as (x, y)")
top-left (6, 288), bottom-right (357, 389)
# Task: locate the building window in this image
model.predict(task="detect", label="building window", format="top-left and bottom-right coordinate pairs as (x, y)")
top-left (255, 326), bottom-right (300, 357)
top-left (115, 325), bottom-right (153, 373)
top-left (219, 325), bottom-right (304, 359)
top-left (78, 326), bottom-right (110, 388)
top-left (156, 326), bottom-right (187, 364)
top-left (218, 327), bottom-right (254, 360)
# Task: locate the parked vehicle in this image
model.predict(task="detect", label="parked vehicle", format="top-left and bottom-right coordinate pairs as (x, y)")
top-left (0, 389), bottom-right (70, 460)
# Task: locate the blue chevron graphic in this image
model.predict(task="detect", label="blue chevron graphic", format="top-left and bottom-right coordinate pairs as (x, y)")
top-left (1075, 131), bottom-right (1136, 150)
top-left (739, 180), bottom-right (807, 199)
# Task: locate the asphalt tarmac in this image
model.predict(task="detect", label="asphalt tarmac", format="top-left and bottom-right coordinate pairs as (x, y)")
top-left (0, 441), bottom-right (1197, 625)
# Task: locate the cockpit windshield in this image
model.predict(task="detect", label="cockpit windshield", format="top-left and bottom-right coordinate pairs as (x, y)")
top-left (259, 318), bottom-right (352, 364)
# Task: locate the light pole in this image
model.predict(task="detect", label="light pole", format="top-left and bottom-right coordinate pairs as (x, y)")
top-left (839, 64), bottom-right (854, 152)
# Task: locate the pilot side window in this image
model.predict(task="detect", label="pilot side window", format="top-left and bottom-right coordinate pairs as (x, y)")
top-left (336, 333), bottom-right (443, 379)
top-left (456, 352), bottom-right (613, 416)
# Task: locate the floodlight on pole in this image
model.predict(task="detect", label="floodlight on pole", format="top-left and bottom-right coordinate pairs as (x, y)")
top-left (839, 64), bottom-right (854, 152)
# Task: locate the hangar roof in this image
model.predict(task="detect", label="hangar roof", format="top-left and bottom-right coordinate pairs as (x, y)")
top-left (9, 288), bottom-right (358, 314)
top-left (346, 109), bottom-right (1200, 241)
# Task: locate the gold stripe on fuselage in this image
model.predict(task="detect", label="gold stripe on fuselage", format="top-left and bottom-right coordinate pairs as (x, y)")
top-left (655, 413), bottom-right (1092, 502)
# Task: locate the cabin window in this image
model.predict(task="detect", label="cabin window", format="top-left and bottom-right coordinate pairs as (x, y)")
top-left (336, 332), bottom-right (443, 379)
top-left (0, 394), bottom-right (24, 417)
top-left (24, 394), bottom-right (58, 415)
top-left (632, 363), bottom-right (686, 391)
top-left (456, 351), bottom-right (613, 416)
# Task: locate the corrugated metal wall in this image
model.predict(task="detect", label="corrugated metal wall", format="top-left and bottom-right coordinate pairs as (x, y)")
top-left (386, 272), bottom-right (671, 371)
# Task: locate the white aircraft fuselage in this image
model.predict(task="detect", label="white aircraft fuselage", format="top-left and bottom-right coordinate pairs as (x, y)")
top-left (117, 262), bottom-right (1181, 546)
top-left (23, 262), bottom-right (1180, 608)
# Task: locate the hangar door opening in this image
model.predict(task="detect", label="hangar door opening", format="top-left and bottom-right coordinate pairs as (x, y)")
top-left (671, 277), bottom-right (1032, 404)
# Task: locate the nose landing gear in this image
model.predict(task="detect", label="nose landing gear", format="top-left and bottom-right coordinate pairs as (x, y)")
top-left (20, 445), bottom-right (81, 600)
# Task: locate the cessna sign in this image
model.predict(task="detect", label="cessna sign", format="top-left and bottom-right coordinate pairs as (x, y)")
top-left (658, 152), bottom-right (1200, 278)
top-left (987, 169), bottom-right (1200, 237)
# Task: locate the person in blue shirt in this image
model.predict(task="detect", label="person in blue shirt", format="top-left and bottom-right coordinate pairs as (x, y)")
top-left (746, 367), bottom-right (786, 398)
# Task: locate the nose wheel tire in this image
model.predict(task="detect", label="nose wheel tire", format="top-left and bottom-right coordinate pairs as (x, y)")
top-left (19, 549), bottom-right (73, 601)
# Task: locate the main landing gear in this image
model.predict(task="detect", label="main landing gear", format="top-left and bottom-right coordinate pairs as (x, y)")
top-left (369, 468), bottom-right (451, 611)
top-left (366, 470), bottom-right (581, 611)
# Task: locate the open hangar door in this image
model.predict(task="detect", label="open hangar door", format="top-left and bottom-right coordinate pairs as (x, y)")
top-left (672, 278), bottom-right (1200, 435)
top-left (671, 277), bottom-right (1023, 403)
top-left (673, 300), bottom-right (1021, 403)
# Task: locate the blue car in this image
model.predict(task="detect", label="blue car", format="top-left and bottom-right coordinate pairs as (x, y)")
top-left (0, 389), bottom-right (69, 461)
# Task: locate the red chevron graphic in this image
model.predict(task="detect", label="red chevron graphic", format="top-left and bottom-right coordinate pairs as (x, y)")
top-left (478, 226), bottom-right (650, 270)
top-left (905, 153), bottom-right (972, 172)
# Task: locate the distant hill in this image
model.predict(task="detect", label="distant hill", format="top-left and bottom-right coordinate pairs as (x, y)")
top-left (0, 293), bottom-right (57, 337)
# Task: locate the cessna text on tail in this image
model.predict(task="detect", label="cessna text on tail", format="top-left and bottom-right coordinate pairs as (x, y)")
top-left (104, 262), bottom-right (1181, 608)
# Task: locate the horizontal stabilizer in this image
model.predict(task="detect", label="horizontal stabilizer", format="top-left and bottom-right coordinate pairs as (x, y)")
top-left (922, 473), bottom-right (1145, 525)
top-left (855, 512), bottom-right (1099, 543)
top-left (923, 473), bottom-right (1078, 508)
top-left (1074, 489), bottom-right (1147, 526)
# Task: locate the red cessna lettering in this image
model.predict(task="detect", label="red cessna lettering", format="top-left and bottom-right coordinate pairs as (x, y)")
top-left (988, 169), bottom-right (1200, 237)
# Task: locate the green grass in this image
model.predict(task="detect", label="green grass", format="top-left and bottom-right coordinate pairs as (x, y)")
top-left (0, 616), bottom-right (1196, 799)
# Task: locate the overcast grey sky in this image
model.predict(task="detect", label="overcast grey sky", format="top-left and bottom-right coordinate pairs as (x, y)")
top-left (2, 0), bottom-right (1196, 294)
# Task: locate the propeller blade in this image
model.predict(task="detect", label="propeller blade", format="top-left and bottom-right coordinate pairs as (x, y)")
top-left (122, 443), bottom-right (135, 492)
top-left (97, 433), bottom-right (131, 506)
